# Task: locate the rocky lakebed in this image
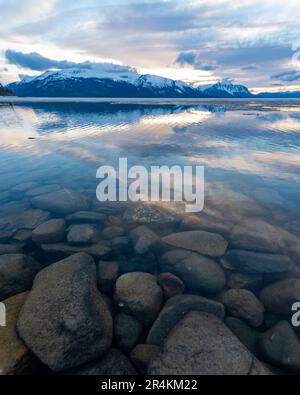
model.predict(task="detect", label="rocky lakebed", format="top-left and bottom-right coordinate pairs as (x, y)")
top-left (1, 184), bottom-right (300, 375)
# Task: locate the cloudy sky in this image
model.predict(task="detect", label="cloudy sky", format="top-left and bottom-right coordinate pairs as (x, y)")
top-left (1, 0), bottom-right (300, 92)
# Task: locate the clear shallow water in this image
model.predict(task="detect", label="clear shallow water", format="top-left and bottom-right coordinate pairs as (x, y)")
top-left (1, 99), bottom-right (300, 375)
top-left (0, 100), bottom-right (299, 252)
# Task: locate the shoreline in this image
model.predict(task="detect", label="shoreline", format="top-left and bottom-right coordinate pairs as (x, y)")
top-left (1, 96), bottom-right (300, 105)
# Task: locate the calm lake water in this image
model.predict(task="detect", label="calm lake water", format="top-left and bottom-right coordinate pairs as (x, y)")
top-left (0, 99), bottom-right (299, 261)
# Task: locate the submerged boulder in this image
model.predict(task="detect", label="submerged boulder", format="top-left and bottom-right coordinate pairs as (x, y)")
top-left (148, 311), bottom-right (272, 375)
top-left (162, 230), bottom-right (228, 257)
top-left (159, 249), bottom-right (226, 294)
top-left (114, 272), bottom-right (163, 327)
top-left (17, 253), bottom-right (113, 372)
top-left (32, 219), bottom-right (65, 244)
top-left (31, 188), bottom-right (90, 215)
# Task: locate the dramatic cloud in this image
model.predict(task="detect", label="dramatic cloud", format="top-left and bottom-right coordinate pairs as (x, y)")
top-left (176, 51), bottom-right (218, 71)
top-left (1, 0), bottom-right (300, 90)
top-left (5, 50), bottom-right (83, 71)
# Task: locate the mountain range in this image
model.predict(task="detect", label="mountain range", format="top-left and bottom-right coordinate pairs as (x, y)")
top-left (3, 63), bottom-right (300, 98)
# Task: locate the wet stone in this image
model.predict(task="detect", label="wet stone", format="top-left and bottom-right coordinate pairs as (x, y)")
top-left (129, 225), bottom-right (159, 255)
top-left (102, 226), bottom-right (125, 240)
top-left (258, 321), bottom-right (300, 371)
top-left (229, 219), bottom-right (285, 253)
top-left (222, 289), bottom-right (265, 328)
top-left (148, 312), bottom-right (272, 375)
top-left (67, 224), bottom-right (100, 245)
top-left (225, 249), bottom-right (294, 274)
top-left (32, 219), bottom-right (66, 244)
top-left (159, 249), bottom-right (226, 294)
top-left (259, 278), bottom-right (300, 315)
top-left (114, 272), bottom-right (163, 327)
top-left (147, 294), bottom-right (225, 346)
top-left (162, 230), bottom-right (228, 258)
top-left (17, 253), bottom-right (113, 372)
top-left (31, 188), bottom-right (90, 215)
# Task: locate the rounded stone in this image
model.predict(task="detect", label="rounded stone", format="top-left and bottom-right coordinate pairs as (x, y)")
top-left (222, 289), bottom-right (265, 327)
top-left (32, 219), bottom-right (66, 244)
top-left (114, 272), bottom-right (163, 326)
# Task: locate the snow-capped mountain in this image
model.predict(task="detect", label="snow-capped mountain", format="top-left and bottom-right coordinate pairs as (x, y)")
top-left (7, 63), bottom-right (204, 98)
top-left (201, 81), bottom-right (253, 98)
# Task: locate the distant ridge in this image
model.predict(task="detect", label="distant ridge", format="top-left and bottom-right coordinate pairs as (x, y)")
top-left (5, 64), bottom-right (300, 98)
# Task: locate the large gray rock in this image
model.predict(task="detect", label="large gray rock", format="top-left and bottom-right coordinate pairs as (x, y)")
top-left (129, 226), bottom-right (159, 254)
top-left (26, 184), bottom-right (60, 197)
top-left (148, 311), bottom-right (272, 375)
top-left (258, 321), bottom-right (300, 371)
top-left (69, 349), bottom-right (137, 375)
top-left (0, 293), bottom-right (38, 375)
top-left (0, 254), bottom-right (44, 300)
top-left (162, 230), bottom-right (228, 257)
top-left (17, 253), bottom-right (113, 372)
top-left (222, 289), bottom-right (265, 327)
top-left (31, 188), bottom-right (90, 215)
top-left (259, 279), bottom-right (300, 315)
top-left (159, 249), bottom-right (226, 294)
top-left (225, 250), bottom-right (293, 274)
top-left (114, 272), bottom-right (163, 327)
top-left (147, 294), bottom-right (225, 346)
top-left (229, 219), bottom-right (285, 253)
top-left (32, 219), bottom-right (65, 244)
